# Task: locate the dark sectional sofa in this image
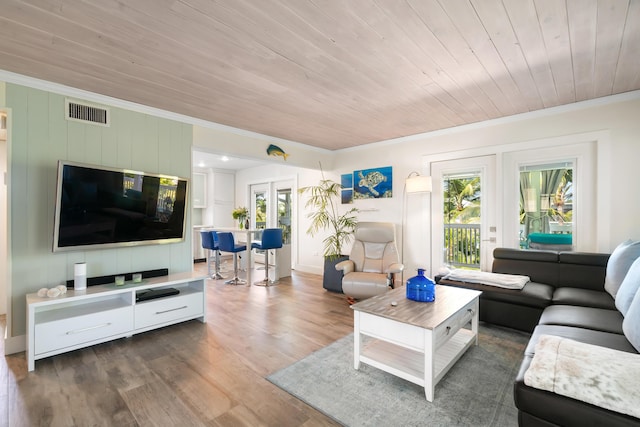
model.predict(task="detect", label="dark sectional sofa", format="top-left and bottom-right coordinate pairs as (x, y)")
top-left (438, 248), bottom-right (640, 427)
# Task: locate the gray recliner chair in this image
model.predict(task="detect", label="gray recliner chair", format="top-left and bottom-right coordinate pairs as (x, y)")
top-left (335, 222), bottom-right (404, 301)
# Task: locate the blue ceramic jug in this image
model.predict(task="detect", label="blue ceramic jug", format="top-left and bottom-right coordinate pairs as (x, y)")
top-left (406, 268), bottom-right (435, 302)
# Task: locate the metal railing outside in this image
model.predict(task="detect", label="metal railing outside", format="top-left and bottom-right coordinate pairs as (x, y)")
top-left (444, 223), bottom-right (481, 269)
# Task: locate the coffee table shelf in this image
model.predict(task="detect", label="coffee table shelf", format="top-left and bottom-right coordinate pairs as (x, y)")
top-left (360, 328), bottom-right (475, 387)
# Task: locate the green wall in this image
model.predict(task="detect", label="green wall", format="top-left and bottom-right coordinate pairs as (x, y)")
top-left (7, 84), bottom-right (193, 337)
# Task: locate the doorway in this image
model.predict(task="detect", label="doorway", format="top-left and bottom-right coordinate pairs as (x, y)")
top-left (250, 183), bottom-right (269, 231)
top-left (249, 180), bottom-right (294, 278)
top-left (1, 110), bottom-right (7, 317)
top-left (431, 155), bottom-right (497, 273)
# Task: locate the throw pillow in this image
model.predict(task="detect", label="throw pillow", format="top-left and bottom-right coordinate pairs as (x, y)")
top-left (604, 240), bottom-right (640, 298)
top-left (622, 289), bottom-right (640, 352)
top-left (615, 257), bottom-right (640, 316)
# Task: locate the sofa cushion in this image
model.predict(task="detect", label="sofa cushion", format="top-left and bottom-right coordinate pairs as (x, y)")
top-left (439, 279), bottom-right (553, 309)
top-left (479, 299), bottom-right (543, 333)
top-left (524, 335), bottom-right (640, 420)
top-left (615, 257), bottom-right (640, 316)
top-left (515, 355), bottom-right (640, 427)
top-left (552, 287), bottom-right (616, 309)
top-left (557, 252), bottom-right (609, 291)
top-left (493, 249), bottom-right (560, 286)
top-left (558, 251), bottom-right (610, 267)
top-left (529, 242), bottom-right (573, 251)
top-left (529, 233), bottom-right (572, 245)
top-left (524, 324), bottom-right (637, 356)
top-left (623, 289), bottom-right (640, 352)
top-left (538, 305), bottom-right (623, 334)
top-left (493, 247), bottom-right (558, 262)
top-left (604, 240), bottom-right (640, 298)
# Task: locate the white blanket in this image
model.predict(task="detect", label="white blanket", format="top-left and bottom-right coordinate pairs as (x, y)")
top-left (442, 269), bottom-right (529, 289)
top-left (524, 335), bottom-right (640, 419)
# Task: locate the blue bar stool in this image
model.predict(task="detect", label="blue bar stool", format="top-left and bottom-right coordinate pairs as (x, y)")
top-left (200, 230), bottom-right (223, 279)
top-left (217, 232), bottom-right (247, 285)
top-left (251, 228), bottom-right (283, 286)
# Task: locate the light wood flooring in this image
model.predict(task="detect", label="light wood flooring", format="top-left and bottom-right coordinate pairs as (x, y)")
top-left (0, 263), bottom-right (354, 426)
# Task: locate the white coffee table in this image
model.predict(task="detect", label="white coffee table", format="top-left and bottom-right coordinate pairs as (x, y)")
top-left (351, 285), bottom-right (481, 401)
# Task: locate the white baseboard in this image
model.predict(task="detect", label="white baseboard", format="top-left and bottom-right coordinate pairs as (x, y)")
top-left (293, 264), bottom-right (323, 275)
top-left (4, 334), bottom-right (25, 355)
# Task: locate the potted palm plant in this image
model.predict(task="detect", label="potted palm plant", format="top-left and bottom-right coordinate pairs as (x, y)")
top-left (299, 178), bottom-right (358, 292)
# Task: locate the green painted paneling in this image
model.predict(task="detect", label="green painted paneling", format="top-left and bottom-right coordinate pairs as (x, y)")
top-left (6, 83), bottom-right (193, 337)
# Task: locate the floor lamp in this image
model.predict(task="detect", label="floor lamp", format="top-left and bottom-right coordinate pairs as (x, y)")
top-left (401, 172), bottom-right (432, 282)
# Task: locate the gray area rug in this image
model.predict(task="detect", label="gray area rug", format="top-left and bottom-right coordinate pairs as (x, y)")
top-left (268, 323), bottom-right (531, 427)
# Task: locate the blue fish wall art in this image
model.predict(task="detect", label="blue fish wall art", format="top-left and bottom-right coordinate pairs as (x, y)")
top-left (267, 144), bottom-right (288, 160)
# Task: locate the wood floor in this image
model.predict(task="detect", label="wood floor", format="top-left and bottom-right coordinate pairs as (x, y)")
top-left (0, 264), bottom-right (354, 426)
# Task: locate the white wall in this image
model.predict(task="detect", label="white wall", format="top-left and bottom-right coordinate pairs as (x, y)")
top-left (7, 72), bottom-right (637, 321)
top-left (5, 83), bottom-right (193, 339)
top-left (332, 93), bottom-right (640, 275)
top-left (0, 83), bottom-right (7, 315)
top-left (193, 125), bottom-right (334, 171)
top-left (192, 123), bottom-right (337, 274)
top-left (207, 92), bottom-right (640, 278)
top-left (0, 124), bottom-right (6, 315)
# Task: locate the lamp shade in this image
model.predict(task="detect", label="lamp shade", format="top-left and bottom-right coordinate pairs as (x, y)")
top-left (406, 175), bottom-right (432, 193)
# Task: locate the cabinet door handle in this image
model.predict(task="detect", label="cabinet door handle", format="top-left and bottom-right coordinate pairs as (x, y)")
top-left (155, 305), bottom-right (188, 315)
top-left (66, 323), bottom-right (112, 335)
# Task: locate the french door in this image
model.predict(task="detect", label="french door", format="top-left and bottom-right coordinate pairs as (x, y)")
top-left (249, 180), bottom-right (293, 270)
top-left (431, 155), bottom-right (497, 274)
top-left (250, 183), bottom-right (268, 231)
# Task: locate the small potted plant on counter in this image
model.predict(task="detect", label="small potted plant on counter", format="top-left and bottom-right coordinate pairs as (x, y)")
top-left (232, 206), bottom-right (248, 229)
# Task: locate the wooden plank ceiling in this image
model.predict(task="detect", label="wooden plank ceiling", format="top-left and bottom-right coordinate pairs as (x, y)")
top-left (1, 0), bottom-right (639, 150)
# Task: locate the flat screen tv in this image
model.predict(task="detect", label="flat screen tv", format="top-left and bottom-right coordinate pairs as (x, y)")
top-left (53, 161), bottom-right (189, 252)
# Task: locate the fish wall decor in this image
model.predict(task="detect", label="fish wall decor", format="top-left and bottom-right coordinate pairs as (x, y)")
top-left (267, 144), bottom-right (288, 160)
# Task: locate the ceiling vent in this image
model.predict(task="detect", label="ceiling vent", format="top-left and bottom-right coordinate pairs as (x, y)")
top-left (65, 99), bottom-right (110, 126)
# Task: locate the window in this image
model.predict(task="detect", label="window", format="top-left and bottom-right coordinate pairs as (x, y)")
top-left (519, 162), bottom-right (573, 249)
top-left (277, 188), bottom-right (292, 244)
top-left (443, 172), bottom-right (482, 269)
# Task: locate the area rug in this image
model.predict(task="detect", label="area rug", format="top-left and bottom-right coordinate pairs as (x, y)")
top-left (267, 324), bottom-right (530, 427)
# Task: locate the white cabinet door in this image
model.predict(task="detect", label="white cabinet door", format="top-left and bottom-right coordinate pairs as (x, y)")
top-left (134, 292), bottom-right (204, 330)
top-left (35, 305), bottom-right (133, 355)
top-left (213, 172), bottom-right (234, 202)
top-left (212, 172), bottom-right (235, 226)
top-left (192, 172), bottom-right (207, 208)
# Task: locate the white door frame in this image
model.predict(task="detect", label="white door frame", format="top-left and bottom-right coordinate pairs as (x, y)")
top-left (249, 183), bottom-right (269, 230)
top-left (431, 155), bottom-right (497, 274)
top-left (502, 142), bottom-right (598, 252)
top-left (248, 178), bottom-right (295, 267)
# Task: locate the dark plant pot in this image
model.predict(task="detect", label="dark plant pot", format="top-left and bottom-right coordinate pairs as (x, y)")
top-left (323, 255), bottom-right (349, 293)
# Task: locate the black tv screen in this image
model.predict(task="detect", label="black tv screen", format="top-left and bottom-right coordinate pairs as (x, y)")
top-left (53, 161), bottom-right (189, 252)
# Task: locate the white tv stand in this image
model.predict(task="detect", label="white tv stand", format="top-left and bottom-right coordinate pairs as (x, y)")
top-left (26, 271), bottom-right (207, 371)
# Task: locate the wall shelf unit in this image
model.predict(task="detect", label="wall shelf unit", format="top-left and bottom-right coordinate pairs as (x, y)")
top-left (26, 271), bottom-right (207, 371)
